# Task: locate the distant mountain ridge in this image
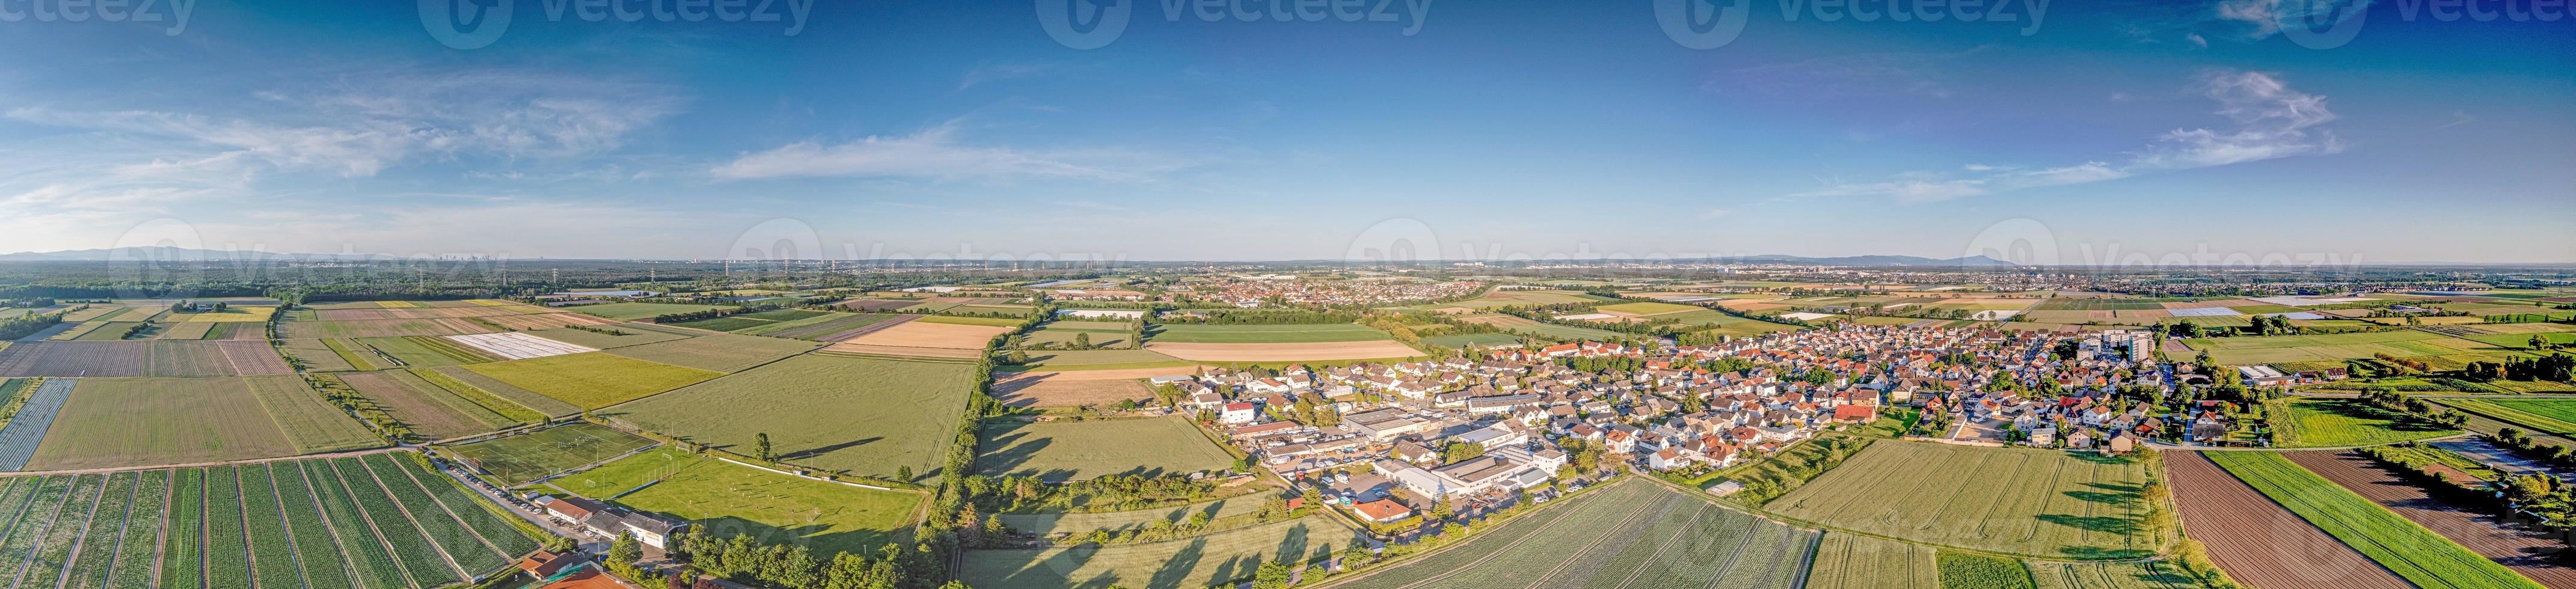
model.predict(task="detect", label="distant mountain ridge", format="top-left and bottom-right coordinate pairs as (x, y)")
top-left (1720, 254), bottom-right (2020, 267)
top-left (0, 246), bottom-right (396, 261)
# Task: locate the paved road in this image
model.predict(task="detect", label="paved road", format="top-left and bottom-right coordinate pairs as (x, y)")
top-left (0, 378), bottom-right (78, 471)
top-left (2428, 439), bottom-right (2576, 479)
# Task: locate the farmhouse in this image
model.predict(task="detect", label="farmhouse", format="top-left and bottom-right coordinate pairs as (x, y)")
top-left (535, 495), bottom-right (689, 549)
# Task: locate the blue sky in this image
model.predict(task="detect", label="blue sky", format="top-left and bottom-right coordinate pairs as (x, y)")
top-left (0, 0), bottom-right (2568, 263)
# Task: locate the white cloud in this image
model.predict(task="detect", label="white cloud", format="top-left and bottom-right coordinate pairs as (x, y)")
top-left (1700, 208), bottom-right (1735, 219)
top-left (1796, 70), bottom-right (2337, 203)
top-left (713, 122), bottom-right (1151, 182)
top-left (2211, 0), bottom-right (2374, 41)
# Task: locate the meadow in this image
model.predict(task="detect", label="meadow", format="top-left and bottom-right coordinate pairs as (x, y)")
top-left (977, 417), bottom-right (1236, 481)
top-left (2204, 451), bottom-right (2540, 588)
top-left (1765, 441), bottom-right (2162, 560)
top-left (1326, 481), bottom-right (1814, 589)
top-left (997, 495), bottom-right (1276, 537)
top-left (601, 332), bottom-right (823, 373)
top-left (2432, 398), bottom-right (2576, 436)
top-left (608, 355), bottom-right (976, 482)
top-left (2271, 398), bottom-right (2458, 448)
top-left (1595, 301), bottom-right (1702, 316)
top-left (1020, 320), bottom-right (1136, 349)
top-left (2025, 561), bottom-right (2196, 589)
top-left (1936, 552), bottom-right (2035, 589)
top-left (2183, 331), bottom-right (2506, 365)
top-left (1146, 323), bottom-right (1394, 343)
top-left (430, 365), bottom-right (583, 418)
top-left (447, 421), bottom-right (657, 486)
top-left (519, 325), bottom-right (692, 349)
top-left (461, 352), bottom-right (723, 409)
top-left (24, 376), bottom-right (380, 470)
top-left (963, 514), bottom-right (1362, 589)
top-left (554, 448), bottom-right (925, 556)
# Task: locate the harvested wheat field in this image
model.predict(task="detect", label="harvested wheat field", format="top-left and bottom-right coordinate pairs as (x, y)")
top-left (1145, 341), bottom-right (1421, 362)
top-left (2165, 451), bottom-right (2407, 589)
top-left (994, 367), bottom-right (1202, 408)
top-left (837, 321), bottom-right (1012, 350)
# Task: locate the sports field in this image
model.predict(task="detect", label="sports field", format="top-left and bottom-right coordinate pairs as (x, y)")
top-left (608, 355), bottom-right (975, 481)
top-left (460, 352), bottom-right (723, 409)
top-left (1147, 323), bottom-right (1393, 343)
top-left (554, 447), bottom-right (924, 556)
top-left (977, 417), bottom-right (1235, 481)
top-left (2272, 398), bottom-right (2458, 448)
top-left (447, 421), bottom-right (657, 486)
top-left (1325, 480), bottom-right (1814, 589)
top-left (963, 514), bottom-right (1362, 589)
top-left (24, 376), bottom-right (381, 470)
top-left (2203, 451), bottom-right (2540, 588)
top-left (1766, 441), bottom-right (2163, 560)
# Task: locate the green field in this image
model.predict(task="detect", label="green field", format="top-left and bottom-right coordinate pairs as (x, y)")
top-left (1596, 301), bottom-right (1701, 315)
top-left (1399, 289), bottom-right (1601, 310)
top-left (1765, 441), bottom-right (2162, 560)
top-left (963, 514), bottom-right (1361, 589)
top-left (601, 332), bottom-right (823, 373)
top-left (1006, 349), bottom-right (1196, 371)
top-left (2272, 398), bottom-right (2459, 448)
top-left (1805, 533), bottom-right (1938, 589)
top-left (1421, 333), bottom-right (1524, 348)
top-left (461, 352), bottom-right (723, 409)
top-left (2203, 451), bottom-right (2541, 588)
top-left (565, 302), bottom-right (743, 320)
top-left (1147, 323), bottom-right (1394, 343)
top-left (520, 326), bottom-right (693, 349)
top-left (738, 312), bottom-right (896, 340)
top-left (339, 368), bottom-right (530, 439)
top-left (554, 447), bottom-right (924, 556)
top-left (1937, 552), bottom-right (2036, 589)
top-left (2026, 561), bottom-right (2195, 589)
top-left (2182, 331), bottom-right (2515, 366)
top-left (447, 421), bottom-right (658, 486)
top-left (2433, 398), bottom-right (2576, 436)
top-left (977, 417), bottom-right (1236, 481)
top-left (1325, 480), bottom-right (1814, 589)
top-left (352, 335), bottom-right (497, 367)
top-left (996, 495), bottom-right (1277, 537)
top-left (26, 376), bottom-right (381, 470)
top-left (1020, 320), bottom-right (1136, 349)
top-left (920, 315), bottom-right (1026, 327)
top-left (609, 354), bottom-right (975, 482)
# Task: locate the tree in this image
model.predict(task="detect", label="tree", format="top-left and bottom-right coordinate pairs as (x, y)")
top-left (895, 465), bottom-right (913, 481)
top-left (1251, 560), bottom-right (1295, 589)
top-left (1075, 332), bottom-right (1092, 348)
top-left (607, 533), bottom-right (646, 581)
top-left (754, 433), bottom-right (774, 462)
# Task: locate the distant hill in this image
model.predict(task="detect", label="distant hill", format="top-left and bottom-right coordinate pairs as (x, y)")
top-left (1720, 254), bottom-right (2020, 267)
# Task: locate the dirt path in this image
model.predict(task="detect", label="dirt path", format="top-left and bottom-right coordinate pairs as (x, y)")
top-left (2283, 450), bottom-right (2576, 587)
top-left (2164, 451), bottom-right (2409, 589)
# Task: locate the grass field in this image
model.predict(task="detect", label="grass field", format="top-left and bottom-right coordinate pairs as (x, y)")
top-left (2182, 331), bottom-right (2517, 366)
top-left (977, 417), bottom-right (1236, 481)
top-left (461, 352), bottom-right (722, 409)
top-left (667, 308), bottom-right (833, 332)
top-left (1596, 301), bottom-right (1701, 315)
top-left (963, 514), bottom-right (1361, 589)
top-left (1805, 533), bottom-right (1938, 589)
top-left (1020, 320), bottom-right (1136, 349)
top-left (1456, 314), bottom-right (1628, 341)
top-left (1008, 349), bottom-right (1197, 371)
top-left (2433, 398), bottom-right (2576, 436)
top-left (24, 376), bottom-right (381, 469)
top-left (518, 326), bottom-right (692, 349)
top-left (601, 332), bottom-right (822, 373)
top-left (339, 369), bottom-right (530, 439)
top-left (2203, 451), bottom-right (2541, 588)
top-left (2272, 398), bottom-right (2459, 447)
top-left (447, 421), bottom-right (658, 486)
top-left (1937, 552), bottom-right (2036, 589)
top-left (565, 302), bottom-right (742, 320)
top-left (996, 495), bottom-right (1279, 537)
top-left (737, 312), bottom-right (897, 340)
top-left (1766, 441), bottom-right (2162, 560)
top-left (1325, 480), bottom-right (1814, 589)
top-left (2026, 561), bottom-right (2195, 589)
top-left (609, 355), bottom-right (975, 482)
top-left (352, 335), bottom-right (497, 367)
top-left (1147, 323), bottom-right (1394, 343)
top-left (1421, 333), bottom-right (1523, 349)
top-left (554, 447), bottom-right (924, 556)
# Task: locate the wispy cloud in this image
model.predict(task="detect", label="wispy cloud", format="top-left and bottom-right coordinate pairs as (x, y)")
top-left (1795, 70), bottom-right (2340, 203)
top-left (712, 121), bottom-right (1159, 182)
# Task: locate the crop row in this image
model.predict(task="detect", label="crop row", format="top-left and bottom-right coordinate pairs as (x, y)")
top-left (108, 470), bottom-right (170, 589)
top-left (1431, 489), bottom-right (1653, 587)
top-left (1630, 508), bottom-right (1760, 589)
top-left (361, 455), bottom-right (508, 573)
top-left (1589, 501), bottom-right (1711, 587)
top-left (1327, 483), bottom-right (1608, 589)
top-left (301, 460), bottom-right (414, 589)
top-left (64, 472), bottom-right (138, 589)
top-left (161, 469), bottom-right (205, 589)
top-left (271, 463), bottom-right (358, 589)
top-left (387, 454), bottom-right (540, 557)
top-left (1535, 490), bottom-right (1695, 587)
top-left (0, 477), bottom-right (73, 582)
top-left (0, 475), bottom-right (53, 561)
top-left (2206, 451), bottom-right (2539, 589)
top-left (1710, 524), bottom-right (1815, 589)
top-left (238, 465), bottom-right (307, 589)
top-left (203, 468), bottom-right (251, 589)
top-left (26, 474), bottom-right (110, 587)
top-left (331, 457), bottom-right (465, 586)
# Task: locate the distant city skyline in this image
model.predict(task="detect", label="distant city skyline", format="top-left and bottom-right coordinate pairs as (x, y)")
top-left (0, 1), bottom-right (2568, 263)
